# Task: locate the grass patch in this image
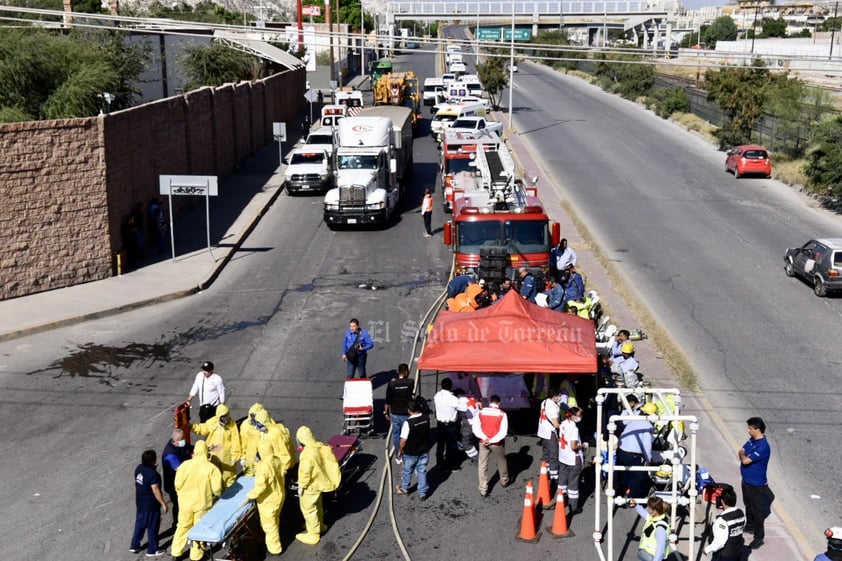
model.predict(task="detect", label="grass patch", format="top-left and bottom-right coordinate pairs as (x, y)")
top-left (670, 111), bottom-right (717, 143)
top-left (771, 156), bottom-right (808, 188)
top-left (560, 199), bottom-right (699, 391)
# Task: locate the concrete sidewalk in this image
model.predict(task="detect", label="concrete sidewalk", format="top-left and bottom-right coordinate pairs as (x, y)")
top-left (0, 141), bottom-right (289, 343)
top-left (497, 111), bottom-right (810, 561)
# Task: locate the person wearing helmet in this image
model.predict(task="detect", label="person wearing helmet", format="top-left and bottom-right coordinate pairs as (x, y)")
top-left (616, 394), bottom-right (653, 498)
top-left (247, 441), bottom-right (286, 556)
top-left (170, 440), bottom-right (223, 561)
top-left (610, 329), bottom-right (631, 362)
top-left (611, 342), bottom-right (640, 389)
top-left (641, 402), bottom-right (659, 416)
top-left (815, 527), bottom-right (842, 561)
top-left (191, 403), bottom-right (242, 488)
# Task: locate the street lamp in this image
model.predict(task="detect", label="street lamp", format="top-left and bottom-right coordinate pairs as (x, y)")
top-left (507, 0), bottom-right (515, 131)
top-left (326, 0), bottom-right (334, 83)
top-left (360, 0), bottom-right (365, 79)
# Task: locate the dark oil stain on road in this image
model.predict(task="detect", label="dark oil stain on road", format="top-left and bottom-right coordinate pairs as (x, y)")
top-left (29, 341), bottom-right (176, 379)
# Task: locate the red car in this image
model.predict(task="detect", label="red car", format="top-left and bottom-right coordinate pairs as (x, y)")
top-left (725, 145), bottom-right (772, 178)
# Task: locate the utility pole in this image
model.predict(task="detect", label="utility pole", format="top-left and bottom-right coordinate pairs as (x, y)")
top-left (327, 0), bottom-right (334, 83)
top-left (750, 4), bottom-right (758, 54)
top-left (830, 1), bottom-right (839, 59)
top-left (507, 0), bottom-right (515, 132)
top-left (360, 0), bottom-right (365, 78)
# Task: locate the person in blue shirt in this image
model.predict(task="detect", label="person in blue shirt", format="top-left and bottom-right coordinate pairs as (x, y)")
top-left (129, 450), bottom-right (168, 557)
top-left (738, 416), bottom-right (774, 550)
top-left (544, 277), bottom-right (565, 311)
top-left (342, 318), bottom-right (375, 378)
top-left (561, 267), bottom-right (585, 302)
top-left (447, 269), bottom-right (477, 298)
top-left (518, 267), bottom-right (537, 303)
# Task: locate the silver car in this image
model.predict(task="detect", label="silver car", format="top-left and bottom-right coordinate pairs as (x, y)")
top-left (784, 238), bottom-right (842, 296)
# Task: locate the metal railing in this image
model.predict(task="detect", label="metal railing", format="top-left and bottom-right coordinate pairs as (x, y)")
top-left (389, 0), bottom-right (651, 16)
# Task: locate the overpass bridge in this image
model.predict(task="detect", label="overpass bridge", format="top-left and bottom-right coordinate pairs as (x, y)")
top-left (386, 1), bottom-right (671, 46)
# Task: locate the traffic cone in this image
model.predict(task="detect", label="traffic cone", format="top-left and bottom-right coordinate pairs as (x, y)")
top-left (515, 480), bottom-right (541, 543)
top-left (546, 484), bottom-right (575, 538)
top-left (537, 461), bottom-right (553, 509)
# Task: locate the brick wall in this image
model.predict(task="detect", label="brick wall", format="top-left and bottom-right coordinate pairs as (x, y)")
top-left (0, 119), bottom-right (111, 298)
top-left (0, 68), bottom-right (305, 301)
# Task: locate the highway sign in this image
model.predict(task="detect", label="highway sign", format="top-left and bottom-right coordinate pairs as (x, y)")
top-left (476, 27), bottom-right (531, 41)
top-left (503, 28), bottom-right (532, 41)
top-left (476, 28), bottom-right (501, 40)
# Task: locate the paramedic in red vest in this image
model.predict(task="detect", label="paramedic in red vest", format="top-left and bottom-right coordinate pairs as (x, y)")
top-left (703, 487), bottom-right (746, 561)
top-left (473, 395), bottom-right (510, 498)
top-left (537, 387), bottom-right (562, 481)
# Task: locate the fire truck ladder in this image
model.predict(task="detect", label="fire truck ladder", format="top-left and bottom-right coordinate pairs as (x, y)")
top-left (473, 145), bottom-right (517, 202)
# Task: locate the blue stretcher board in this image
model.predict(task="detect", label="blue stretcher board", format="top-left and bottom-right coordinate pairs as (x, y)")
top-left (187, 476), bottom-right (255, 544)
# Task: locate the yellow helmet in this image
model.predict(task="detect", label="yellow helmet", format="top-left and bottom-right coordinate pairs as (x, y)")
top-left (641, 402), bottom-right (658, 415)
top-left (621, 342), bottom-right (635, 354)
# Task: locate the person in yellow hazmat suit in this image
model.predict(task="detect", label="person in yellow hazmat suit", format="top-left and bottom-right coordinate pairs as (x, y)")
top-left (246, 440), bottom-right (286, 556)
top-left (171, 440), bottom-right (223, 561)
top-left (257, 409), bottom-right (298, 473)
top-left (294, 426), bottom-right (341, 545)
top-left (191, 403), bottom-right (242, 488)
top-left (241, 403), bottom-right (269, 476)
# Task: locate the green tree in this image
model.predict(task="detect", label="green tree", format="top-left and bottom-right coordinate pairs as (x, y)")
top-left (593, 51), bottom-right (654, 100)
top-left (476, 56), bottom-right (507, 110)
top-left (705, 59), bottom-right (788, 148)
top-left (794, 28), bottom-right (812, 38)
top-left (763, 73), bottom-right (804, 153)
top-left (805, 115), bottom-right (842, 195)
top-left (760, 17), bottom-right (787, 38)
top-left (703, 16), bottom-right (737, 48)
top-left (680, 24), bottom-right (709, 47)
top-left (820, 17), bottom-right (841, 32)
top-left (181, 42), bottom-right (257, 90)
top-left (0, 28), bottom-right (148, 122)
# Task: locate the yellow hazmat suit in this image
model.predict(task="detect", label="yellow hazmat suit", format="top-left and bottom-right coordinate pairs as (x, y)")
top-left (294, 426), bottom-right (334, 545)
top-left (192, 403), bottom-right (242, 488)
top-left (259, 410), bottom-right (297, 473)
top-left (246, 441), bottom-right (286, 555)
top-left (171, 440), bottom-right (223, 561)
top-left (241, 404), bottom-right (269, 476)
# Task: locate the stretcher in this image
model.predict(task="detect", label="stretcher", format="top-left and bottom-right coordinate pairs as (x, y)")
top-left (342, 378), bottom-right (374, 434)
top-left (187, 476), bottom-right (257, 561)
top-left (288, 434), bottom-right (362, 498)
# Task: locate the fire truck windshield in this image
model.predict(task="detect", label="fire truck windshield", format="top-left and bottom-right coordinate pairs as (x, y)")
top-left (457, 219), bottom-right (549, 254)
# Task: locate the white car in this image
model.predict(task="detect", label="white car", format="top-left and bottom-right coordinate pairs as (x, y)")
top-left (433, 95), bottom-right (491, 113)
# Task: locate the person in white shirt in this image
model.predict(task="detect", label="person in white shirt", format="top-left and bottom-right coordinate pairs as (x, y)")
top-left (537, 387), bottom-right (562, 481)
top-left (703, 488), bottom-right (746, 560)
top-left (186, 361), bottom-right (226, 422)
top-left (558, 407), bottom-right (587, 514)
top-left (473, 395), bottom-right (510, 497)
top-left (433, 378), bottom-right (461, 470)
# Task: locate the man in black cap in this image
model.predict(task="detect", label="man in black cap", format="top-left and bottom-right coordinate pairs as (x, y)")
top-left (186, 361), bottom-right (226, 422)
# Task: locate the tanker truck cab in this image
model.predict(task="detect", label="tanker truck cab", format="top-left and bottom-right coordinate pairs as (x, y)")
top-left (323, 115), bottom-right (403, 228)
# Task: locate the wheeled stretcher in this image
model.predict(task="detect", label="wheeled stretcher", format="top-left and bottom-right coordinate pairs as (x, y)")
top-left (187, 476), bottom-right (257, 561)
top-left (288, 434), bottom-right (362, 498)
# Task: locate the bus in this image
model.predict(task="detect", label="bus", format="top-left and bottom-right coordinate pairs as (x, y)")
top-left (370, 59), bottom-right (393, 83)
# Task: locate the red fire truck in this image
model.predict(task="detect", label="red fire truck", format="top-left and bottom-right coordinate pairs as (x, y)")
top-left (442, 148), bottom-right (560, 283)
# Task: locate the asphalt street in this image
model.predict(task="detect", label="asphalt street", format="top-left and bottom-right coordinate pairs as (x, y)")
top-left (507, 60), bottom-right (842, 551)
top-left (0, 37), bottom-right (835, 561)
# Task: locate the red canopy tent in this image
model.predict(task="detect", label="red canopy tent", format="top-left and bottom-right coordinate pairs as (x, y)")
top-left (417, 290), bottom-right (597, 373)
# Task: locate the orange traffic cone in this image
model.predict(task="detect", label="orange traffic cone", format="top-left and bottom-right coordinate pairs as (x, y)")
top-left (537, 461), bottom-right (553, 509)
top-left (547, 484), bottom-right (575, 538)
top-left (515, 480), bottom-right (542, 543)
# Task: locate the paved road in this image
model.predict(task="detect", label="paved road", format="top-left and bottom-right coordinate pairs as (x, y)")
top-left (507, 59), bottom-right (842, 551)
